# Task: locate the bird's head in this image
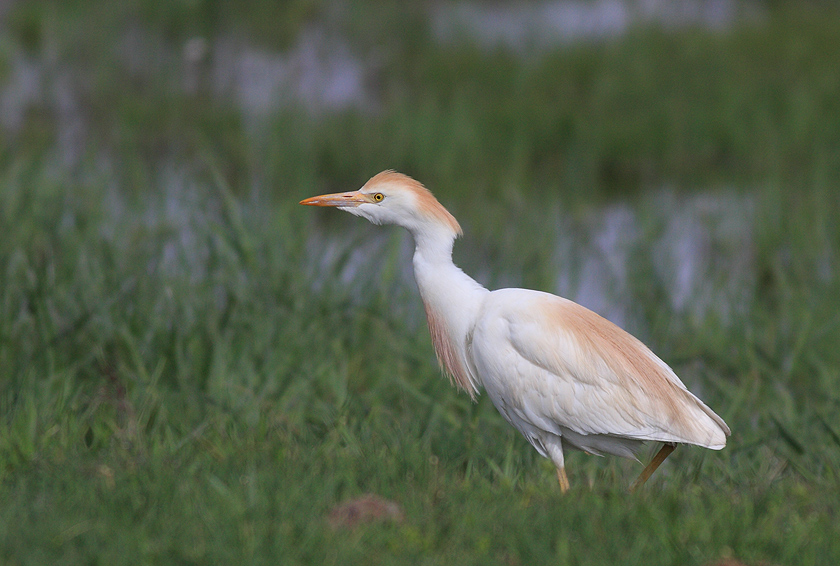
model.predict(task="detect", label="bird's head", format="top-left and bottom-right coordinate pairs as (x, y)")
top-left (300, 170), bottom-right (462, 241)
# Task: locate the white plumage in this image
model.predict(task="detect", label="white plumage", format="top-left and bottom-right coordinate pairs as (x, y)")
top-left (301, 170), bottom-right (730, 491)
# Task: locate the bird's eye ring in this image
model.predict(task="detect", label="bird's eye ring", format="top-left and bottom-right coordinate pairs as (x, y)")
top-left (373, 193), bottom-right (384, 202)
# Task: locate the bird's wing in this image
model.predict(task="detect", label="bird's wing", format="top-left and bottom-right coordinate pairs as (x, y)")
top-left (471, 289), bottom-right (728, 448)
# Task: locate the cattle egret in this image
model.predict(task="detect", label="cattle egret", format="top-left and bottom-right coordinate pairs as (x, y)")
top-left (301, 171), bottom-right (730, 492)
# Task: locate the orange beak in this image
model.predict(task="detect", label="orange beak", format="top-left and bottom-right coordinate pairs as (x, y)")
top-left (299, 191), bottom-right (372, 208)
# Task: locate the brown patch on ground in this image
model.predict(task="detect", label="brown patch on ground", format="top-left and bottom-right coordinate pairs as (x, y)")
top-left (327, 494), bottom-right (404, 529)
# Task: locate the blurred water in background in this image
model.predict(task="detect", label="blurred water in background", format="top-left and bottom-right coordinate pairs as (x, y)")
top-left (433, 0), bottom-right (754, 50)
top-left (2, 0), bottom-right (760, 129)
top-left (0, 0), bottom-right (762, 331)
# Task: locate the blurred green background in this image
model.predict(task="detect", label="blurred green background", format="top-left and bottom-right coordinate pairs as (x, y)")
top-left (1, 1), bottom-right (839, 564)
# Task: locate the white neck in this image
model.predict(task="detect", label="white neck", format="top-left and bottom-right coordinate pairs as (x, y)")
top-left (410, 226), bottom-right (488, 397)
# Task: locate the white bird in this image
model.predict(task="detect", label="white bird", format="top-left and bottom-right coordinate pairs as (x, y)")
top-left (301, 171), bottom-right (730, 492)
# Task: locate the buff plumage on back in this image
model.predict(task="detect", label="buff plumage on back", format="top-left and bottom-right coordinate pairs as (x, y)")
top-left (363, 171), bottom-right (463, 236)
top-left (535, 297), bottom-right (729, 446)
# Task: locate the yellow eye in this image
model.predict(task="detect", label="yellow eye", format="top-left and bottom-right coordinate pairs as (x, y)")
top-left (373, 193), bottom-right (384, 202)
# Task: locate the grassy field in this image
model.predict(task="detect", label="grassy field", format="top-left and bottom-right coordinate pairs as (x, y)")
top-left (1, 1), bottom-right (840, 564)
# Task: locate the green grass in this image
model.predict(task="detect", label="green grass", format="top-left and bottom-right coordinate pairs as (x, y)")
top-left (2, 2), bottom-right (840, 564)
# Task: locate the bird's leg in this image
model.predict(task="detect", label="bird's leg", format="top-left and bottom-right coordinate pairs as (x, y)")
top-left (630, 443), bottom-right (676, 492)
top-left (546, 440), bottom-right (570, 493)
top-left (556, 467), bottom-right (570, 493)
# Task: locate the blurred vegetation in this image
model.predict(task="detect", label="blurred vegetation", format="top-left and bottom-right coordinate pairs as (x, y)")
top-left (1, 1), bottom-right (839, 565)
